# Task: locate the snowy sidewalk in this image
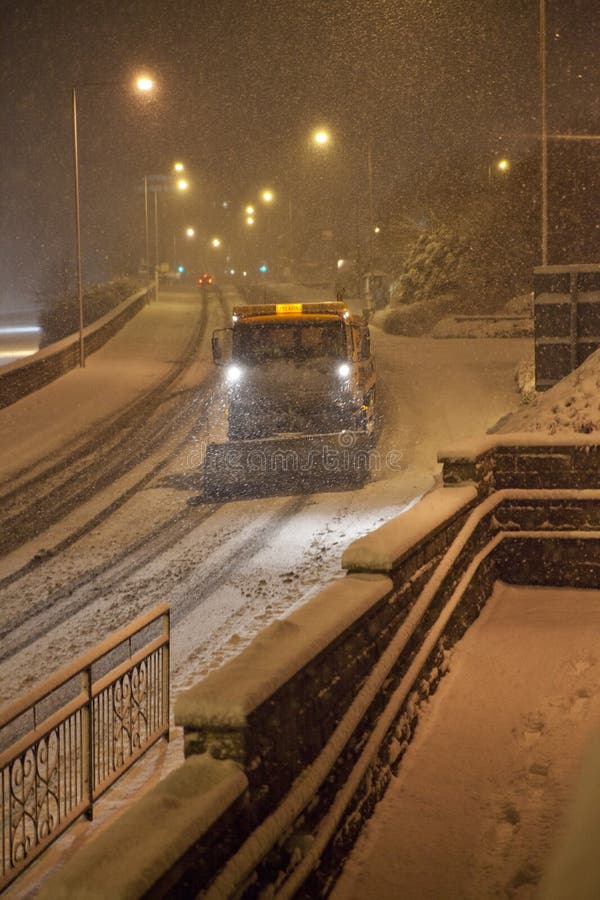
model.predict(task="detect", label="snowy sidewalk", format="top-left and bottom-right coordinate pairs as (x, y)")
top-left (332, 583), bottom-right (600, 900)
top-left (0, 288), bottom-right (204, 480)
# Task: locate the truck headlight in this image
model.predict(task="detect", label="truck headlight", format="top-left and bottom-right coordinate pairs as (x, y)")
top-left (338, 363), bottom-right (350, 378)
top-left (226, 364), bottom-right (243, 382)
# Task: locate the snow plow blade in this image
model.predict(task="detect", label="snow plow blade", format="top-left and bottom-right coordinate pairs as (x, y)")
top-left (203, 433), bottom-right (374, 501)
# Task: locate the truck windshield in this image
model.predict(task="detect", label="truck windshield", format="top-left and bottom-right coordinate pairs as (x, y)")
top-left (234, 321), bottom-right (346, 363)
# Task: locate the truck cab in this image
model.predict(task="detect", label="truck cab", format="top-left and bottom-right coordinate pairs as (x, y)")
top-left (212, 301), bottom-right (376, 441)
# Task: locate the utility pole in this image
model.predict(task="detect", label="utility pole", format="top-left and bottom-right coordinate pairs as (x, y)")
top-left (367, 139), bottom-right (375, 272)
top-left (540, 0), bottom-right (548, 266)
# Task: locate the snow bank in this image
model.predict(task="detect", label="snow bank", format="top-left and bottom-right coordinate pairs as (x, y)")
top-left (491, 347), bottom-right (600, 435)
top-left (432, 315), bottom-right (532, 339)
top-left (38, 754), bottom-right (246, 900)
top-left (341, 486), bottom-right (477, 572)
top-left (175, 573), bottom-right (393, 729)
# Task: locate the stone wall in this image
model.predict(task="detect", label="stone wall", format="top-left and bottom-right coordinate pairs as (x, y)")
top-left (440, 434), bottom-right (600, 493)
top-left (0, 286), bottom-right (152, 410)
top-left (534, 264), bottom-right (600, 390)
top-left (41, 437), bottom-right (600, 899)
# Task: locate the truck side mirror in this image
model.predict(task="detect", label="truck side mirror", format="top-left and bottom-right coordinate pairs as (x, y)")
top-left (212, 328), bottom-right (233, 365)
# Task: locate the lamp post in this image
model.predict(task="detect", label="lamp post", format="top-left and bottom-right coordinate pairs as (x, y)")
top-left (72, 74), bottom-right (154, 367)
top-left (540, 0), bottom-right (548, 266)
top-left (72, 86), bottom-right (84, 369)
top-left (144, 165), bottom-right (189, 302)
top-left (310, 126), bottom-right (376, 305)
top-left (260, 188), bottom-right (275, 272)
top-left (487, 157), bottom-right (510, 187)
top-left (172, 226), bottom-right (196, 270)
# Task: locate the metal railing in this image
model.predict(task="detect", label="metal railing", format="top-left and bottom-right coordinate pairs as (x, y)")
top-left (0, 603), bottom-right (170, 890)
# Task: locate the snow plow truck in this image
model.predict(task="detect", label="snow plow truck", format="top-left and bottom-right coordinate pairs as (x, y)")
top-left (204, 300), bottom-right (377, 500)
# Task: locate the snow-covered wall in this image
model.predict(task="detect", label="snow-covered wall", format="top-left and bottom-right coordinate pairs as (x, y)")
top-left (0, 286), bottom-right (152, 410)
top-left (439, 435), bottom-right (600, 493)
top-left (534, 264), bottom-right (600, 391)
top-left (41, 443), bottom-right (600, 898)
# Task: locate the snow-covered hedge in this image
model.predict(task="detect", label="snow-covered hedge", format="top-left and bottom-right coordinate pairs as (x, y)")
top-left (382, 293), bottom-right (463, 336)
top-left (432, 315), bottom-right (533, 339)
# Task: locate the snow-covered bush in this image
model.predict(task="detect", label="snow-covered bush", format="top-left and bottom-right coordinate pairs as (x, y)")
top-left (395, 225), bottom-right (466, 304)
top-left (432, 316), bottom-right (533, 339)
top-left (383, 292), bottom-right (465, 336)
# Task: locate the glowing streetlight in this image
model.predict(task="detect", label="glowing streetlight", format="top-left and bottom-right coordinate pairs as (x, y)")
top-left (136, 75), bottom-right (154, 92)
top-left (211, 237), bottom-right (222, 248)
top-left (245, 204), bottom-right (255, 215)
top-left (173, 161), bottom-right (185, 173)
top-left (313, 129), bottom-right (330, 146)
top-left (73, 73), bottom-right (155, 367)
top-left (176, 178), bottom-right (189, 191)
top-left (488, 157), bottom-right (510, 187)
top-left (246, 216), bottom-right (255, 226)
top-left (261, 189), bottom-right (274, 204)
top-left (185, 227), bottom-right (195, 237)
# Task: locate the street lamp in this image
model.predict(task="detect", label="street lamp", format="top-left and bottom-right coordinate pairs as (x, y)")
top-left (173, 226), bottom-right (196, 268)
top-left (211, 237), bottom-right (222, 248)
top-left (312, 129), bottom-right (331, 146)
top-left (309, 125), bottom-right (376, 304)
top-left (72, 72), bottom-right (154, 367)
top-left (487, 157), bottom-right (510, 187)
top-left (260, 189), bottom-right (277, 271)
top-left (136, 76), bottom-right (154, 93)
top-left (144, 165), bottom-right (190, 304)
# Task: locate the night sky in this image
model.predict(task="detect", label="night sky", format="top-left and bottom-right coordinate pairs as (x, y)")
top-left (1, 1), bottom-right (597, 306)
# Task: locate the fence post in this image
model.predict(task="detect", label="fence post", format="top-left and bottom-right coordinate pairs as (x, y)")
top-left (162, 610), bottom-right (171, 742)
top-left (80, 667), bottom-right (94, 820)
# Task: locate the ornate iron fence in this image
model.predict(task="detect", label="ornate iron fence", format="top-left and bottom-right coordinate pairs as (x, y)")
top-left (0, 603), bottom-right (170, 890)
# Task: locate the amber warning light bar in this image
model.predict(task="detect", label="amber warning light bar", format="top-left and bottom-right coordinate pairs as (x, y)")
top-left (231, 301), bottom-right (349, 321)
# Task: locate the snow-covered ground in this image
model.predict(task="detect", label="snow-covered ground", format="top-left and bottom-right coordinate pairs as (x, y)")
top-left (0, 283), bottom-right (530, 896)
top-left (333, 583), bottom-right (600, 900)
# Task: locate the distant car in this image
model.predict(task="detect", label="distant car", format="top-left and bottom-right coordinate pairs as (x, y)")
top-left (197, 273), bottom-right (213, 287)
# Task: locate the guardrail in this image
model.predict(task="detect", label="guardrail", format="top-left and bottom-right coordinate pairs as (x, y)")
top-left (0, 603), bottom-right (170, 891)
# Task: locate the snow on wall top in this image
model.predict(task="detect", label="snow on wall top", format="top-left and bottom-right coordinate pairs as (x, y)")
top-left (38, 754), bottom-right (246, 900)
top-left (489, 347), bottom-right (600, 437)
top-left (437, 431), bottom-right (600, 462)
top-left (175, 573), bottom-right (393, 729)
top-left (534, 264), bottom-right (600, 274)
top-left (341, 485), bottom-right (477, 572)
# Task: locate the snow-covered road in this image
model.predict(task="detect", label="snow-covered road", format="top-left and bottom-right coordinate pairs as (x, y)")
top-left (0, 284), bottom-right (531, 897)
top-left (0, 287), bottom-right (529, 707)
